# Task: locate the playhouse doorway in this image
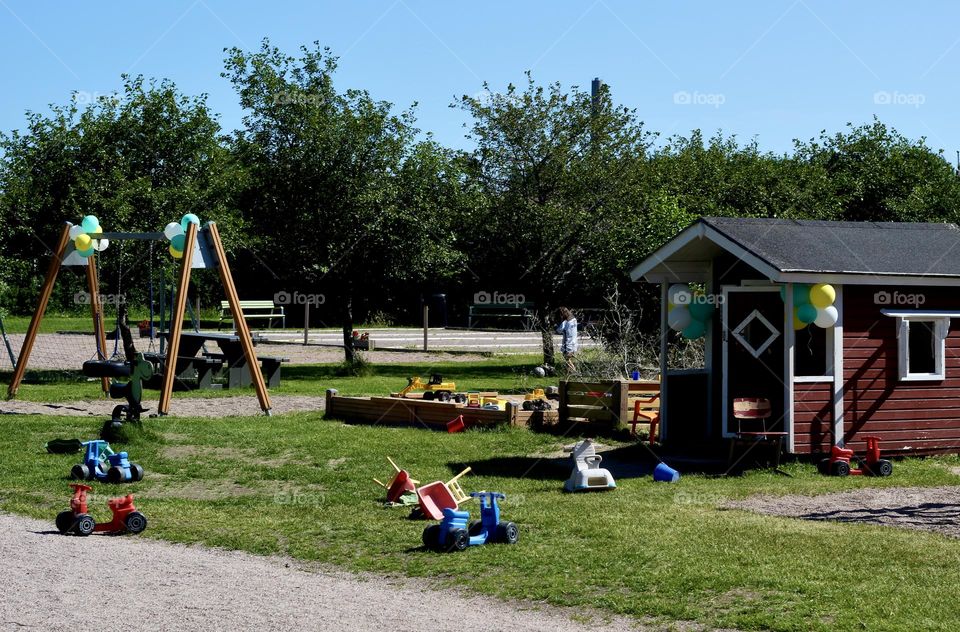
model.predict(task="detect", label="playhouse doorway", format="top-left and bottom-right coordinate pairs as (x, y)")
top-left (721, 287), bottom-right (785, 435)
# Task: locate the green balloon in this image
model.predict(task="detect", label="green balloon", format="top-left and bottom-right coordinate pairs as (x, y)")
top-left (792, 284), bottom-right (811, 305)
top-left (779, 285), bottom-right (786, 302)
top-left (689, 301), bottom-right (714, 321)
top-left (797, 303), bottom-right (817, 324)
top-left (681, 319), bottom-right (706, 340)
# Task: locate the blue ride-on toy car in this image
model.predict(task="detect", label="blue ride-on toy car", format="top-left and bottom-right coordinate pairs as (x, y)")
top-left (422, 491), bottom-right (519, 552)
top-left (70, 440), bottom-right (144, 484)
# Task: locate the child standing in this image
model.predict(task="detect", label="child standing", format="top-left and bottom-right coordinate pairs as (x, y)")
top-left (556, 307), bottom-right (578, 373)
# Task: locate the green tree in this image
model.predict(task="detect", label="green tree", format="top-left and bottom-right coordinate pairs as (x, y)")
top-left (224, 40), bottom-right (465, 363)
top-left (456, 74), bottom-right (653, 367)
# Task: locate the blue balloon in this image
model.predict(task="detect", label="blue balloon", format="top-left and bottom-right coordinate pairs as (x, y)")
top-left (170, 234), bottom-right (186, 251)
top-left (180, 213), bottom-right (200, 231)
top-left (797, 303), bottom-right (817, 324)
top-left (81, 215), bottom-right (99, 233)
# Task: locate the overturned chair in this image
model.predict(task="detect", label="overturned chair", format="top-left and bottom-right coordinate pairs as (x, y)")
top-left (563, 439), bottom-right (616, 492)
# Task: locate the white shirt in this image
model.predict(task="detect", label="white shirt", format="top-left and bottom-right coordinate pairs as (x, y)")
top-left (556, 318), bottom-right (578, 354)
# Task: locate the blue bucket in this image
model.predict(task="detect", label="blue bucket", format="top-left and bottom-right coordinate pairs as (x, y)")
top-left (653, 462), bottom-right (680, 483)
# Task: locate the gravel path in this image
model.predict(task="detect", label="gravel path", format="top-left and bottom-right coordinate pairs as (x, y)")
top-left (0, 512), bottom-right (643, 632)
top-left (0, 394), bottom-right (326, 417)
top-left (725, 485), bottom-right (960, 539)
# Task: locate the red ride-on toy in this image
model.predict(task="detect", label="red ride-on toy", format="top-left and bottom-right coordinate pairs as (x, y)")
top-left (818, 436), bottom-right (893, 477)
top-left (55, 483), bottom-right (148, 536)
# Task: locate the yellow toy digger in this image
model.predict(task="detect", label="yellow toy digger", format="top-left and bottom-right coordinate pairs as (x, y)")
top-left (399, 374), bottom-right (464, 402)
top-left (522, 388), bottom-right (553, 411)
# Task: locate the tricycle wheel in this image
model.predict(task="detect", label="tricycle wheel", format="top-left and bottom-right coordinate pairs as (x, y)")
top-left (125, 511), bottom-right (147, 534)
top-left (447, 528), bottom-right (469, 552)
top-left (816, 458), bottom-right (830, 475)
top-left (73, 514), bottom-right (95, 536)
top-left (422, 525), bottom-right (440, 551)
top-left (106, 466), bottom-right (125, 484)
top-left (55, 511), bottom-right (74, 534)
top-left (70, 464), bottom-right (90, 481)
top-left (129, 463), bottom-right (145, 482)
top-left (831, 460), bottom-right (850, 477)
top-left (496, 521), bottom-right (519, 544)
top-left (874, 459), bottom-right (893, 477)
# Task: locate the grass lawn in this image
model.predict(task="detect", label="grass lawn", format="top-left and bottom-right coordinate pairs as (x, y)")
top-left (3, 355), bottom-right (544, 402)
top-left (3, 410), bottom-right (960, 631)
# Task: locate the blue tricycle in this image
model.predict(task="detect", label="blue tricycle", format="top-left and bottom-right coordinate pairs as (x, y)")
top-left (70, 440), bottom-right (144, 484)
top-left (422, 491), bottom-right (519, 552)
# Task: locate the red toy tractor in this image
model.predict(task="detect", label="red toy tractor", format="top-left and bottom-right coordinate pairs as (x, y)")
top-left (56, 483), bottom-right (148, 536)
top-left (818, 436), bottom-right (893, 477)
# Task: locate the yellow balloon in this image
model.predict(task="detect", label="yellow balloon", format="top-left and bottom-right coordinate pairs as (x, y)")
top-left (667, 302), bottom-right (676, 312)
top-left (793, 309), bottom-right (807, 330)
top-left (809, 283), bottom-right (836, 309)
top-left (92, 225), bottom-right (103, 235)
top-left (75, 234), bottom-right (92, 251)
top-left (169, 244), bottom-right (183, 259)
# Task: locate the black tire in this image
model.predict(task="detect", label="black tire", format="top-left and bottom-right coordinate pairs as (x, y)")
top-left (422, 525), bottom-right (441, 551)
top-left (125, 511), bottom-right (147, 534)
top-left (447, 528), bottom-right (469, 552)
top-left (422, 391), bottom-right (435, 401)
top-left (129, 463), bottom-right (145, 482)
top-left (496, 521), bottom-right (519, 544)
top-left (71, 464), bottom-right (90, 481)
top-left (106, 466), bottom-right (125, 484)
top-left (832, 460), bottom-right (851, 477)
top-left (55, 511), bottom-right (75, 534)
top-left (875, 459), bottom-right (893, 477)
top-left (454, 394), bottom-right (466, 404)
top-left (73, 514), bottom-right (95, 536)
top-left (437, 391), bottom-right (451, 402)
top-left (817, 458), bottom-right (830, 475)
top-left (522, 400), bottom-right (533, 411)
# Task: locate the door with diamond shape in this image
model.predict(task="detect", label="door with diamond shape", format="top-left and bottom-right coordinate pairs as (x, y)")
top-left (722, 287), bottom-right (785, 435)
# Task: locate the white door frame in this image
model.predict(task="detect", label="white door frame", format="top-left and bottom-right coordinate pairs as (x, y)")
top-left (721, 285), bottom-right (787, 439)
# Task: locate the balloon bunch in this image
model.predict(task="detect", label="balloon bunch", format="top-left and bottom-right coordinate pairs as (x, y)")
top-left (666, 284), bottom-right (715, 340)
top-left (162, 214), bottom-right (201, 259)
top-left (781, 283), bottom-right (838, 330)
top-left (68, 215), bottom-right (108, 259)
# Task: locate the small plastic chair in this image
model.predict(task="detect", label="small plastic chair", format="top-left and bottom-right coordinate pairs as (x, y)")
top-left (631, 397), bottom-right (660, 441)
top-left (729, 397), bottom-right (786, 469)
top-left (373, 456), bottom-right (420, 503)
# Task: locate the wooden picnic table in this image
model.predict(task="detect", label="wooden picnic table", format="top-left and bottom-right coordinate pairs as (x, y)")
top-left (158, 331), bottom-right (288, 388)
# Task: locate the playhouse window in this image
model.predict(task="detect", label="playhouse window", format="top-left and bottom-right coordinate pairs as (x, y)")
top-left (897, 317), bottom-right (947, 381)
top-left (794, 324), bottom-right (832, 378)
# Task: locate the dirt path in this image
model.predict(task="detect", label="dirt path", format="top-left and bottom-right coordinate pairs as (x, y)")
top-left (0, 512), bottom-right (643, 632)
top-left (0, 394), bottom-right (326, 417)
top-left (725, 485), bottom-right (960, 539)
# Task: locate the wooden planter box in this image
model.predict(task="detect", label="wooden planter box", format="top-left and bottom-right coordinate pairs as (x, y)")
top-left (557, 379), bottom-right (660, 433)
top-left (324, 388), bottom-right (555, 429)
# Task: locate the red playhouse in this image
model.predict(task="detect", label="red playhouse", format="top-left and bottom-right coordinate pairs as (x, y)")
top-left (632, 217), bottom-right (960, 457)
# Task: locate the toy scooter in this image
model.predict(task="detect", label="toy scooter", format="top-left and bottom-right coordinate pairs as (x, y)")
top-left (563, 439), bottom-right (616, 492)
top-left (818, 435), bottom-right (893, 477)
top-left (70, 440), bottom-right (144, 483)
top-left (56, 483), bottom-right (148, 536)
top-left (422, 491), bottom-right (518, 552)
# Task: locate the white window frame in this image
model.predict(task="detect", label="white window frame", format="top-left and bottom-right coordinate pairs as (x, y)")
top-left (895, 317), bottom-right (947, 381)
top-left (793, 325), bottom-right (835, 383)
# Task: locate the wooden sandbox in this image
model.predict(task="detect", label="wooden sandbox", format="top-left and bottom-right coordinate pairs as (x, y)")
top-left (324, 388), bottom-right (557, 429)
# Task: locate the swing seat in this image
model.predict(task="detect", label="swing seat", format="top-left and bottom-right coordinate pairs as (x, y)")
top-left (82, 360), bottom-right (132, 379)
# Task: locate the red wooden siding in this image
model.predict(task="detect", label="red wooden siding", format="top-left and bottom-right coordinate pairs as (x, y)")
top-left (840, 285), bottom-right (960, 454)
top-left (793, 381), bottom-right (832, 454)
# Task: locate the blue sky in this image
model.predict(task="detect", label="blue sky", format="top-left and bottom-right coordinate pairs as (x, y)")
top-left (1, 1), bottom-right (958, 157)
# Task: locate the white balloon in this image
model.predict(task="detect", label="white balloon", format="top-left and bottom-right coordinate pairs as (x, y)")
top-left (814, 305), bottom-right (838, 328)
top-left (69, 225), bottom-right (84, 239)
top-left (96, 238), bottom-right (109, 252)
top-left (668, 305), bottom-right (692, 331)
top-left (163, 222), bottom-right (184, 240)
top-left (667, 284), bottom-right (692, 307)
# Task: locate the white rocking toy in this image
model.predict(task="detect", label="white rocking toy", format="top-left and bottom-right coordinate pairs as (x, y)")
top-left (563, 439), bottom-right (616, 492)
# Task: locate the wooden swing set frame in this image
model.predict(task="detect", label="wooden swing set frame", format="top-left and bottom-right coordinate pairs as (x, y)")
top-left (7, 221), bottom-right (272, 416)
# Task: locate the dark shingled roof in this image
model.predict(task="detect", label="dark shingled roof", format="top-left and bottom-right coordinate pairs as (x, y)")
top-left (702, 216), bottom-right (960, 277)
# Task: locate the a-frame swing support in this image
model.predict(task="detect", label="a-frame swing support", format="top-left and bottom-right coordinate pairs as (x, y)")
top-left (7, 221), bottom-right (272, 417)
